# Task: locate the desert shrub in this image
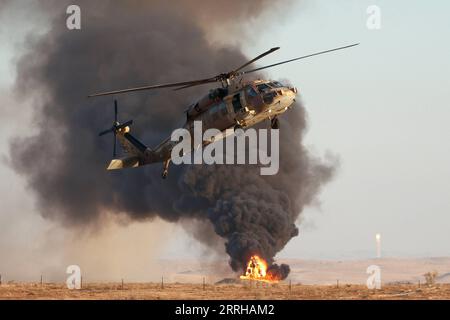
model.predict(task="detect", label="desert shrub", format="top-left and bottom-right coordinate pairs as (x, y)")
top-left (423, 271), bottom-right (438, 285)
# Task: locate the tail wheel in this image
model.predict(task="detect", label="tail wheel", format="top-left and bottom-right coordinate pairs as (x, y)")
top-left (234, 124), bottom-right (244, 136)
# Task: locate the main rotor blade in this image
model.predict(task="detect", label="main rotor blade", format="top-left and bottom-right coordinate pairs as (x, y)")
top-left (88, 77), bottom-right (217, 98)
top-left (173, 78), bottom-right (219, 91)
top-left (89, 44), bottom-right (357, 97)
top-left (88, 47), bottom-right (281, 97)
top-left (241, 43), bottom-right (360, 75)
top-left (233, 47), bottom-right (280, 74)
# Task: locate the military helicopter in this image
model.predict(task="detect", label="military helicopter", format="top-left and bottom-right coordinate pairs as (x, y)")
top-left (90, 43), bottom-right (359, 179)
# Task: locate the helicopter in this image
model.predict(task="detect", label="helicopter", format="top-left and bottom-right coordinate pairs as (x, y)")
top-left (90, 43), bottom-right (359, 179)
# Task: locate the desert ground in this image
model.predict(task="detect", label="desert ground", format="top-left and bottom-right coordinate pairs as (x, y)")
top-left (1, 258), bottom-right (449, 300)
top-left (1, 282), bottom-right (449, 300)
top-left (163, 257), bottom-right (450, 286)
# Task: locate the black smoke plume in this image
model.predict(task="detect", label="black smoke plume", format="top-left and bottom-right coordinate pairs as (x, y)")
top-left (8, 0), bottom-right (336, 279)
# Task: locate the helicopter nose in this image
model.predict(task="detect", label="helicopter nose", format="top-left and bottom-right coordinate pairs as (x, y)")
top-left (287, 87), bottom-right (298, 105)
top-left (284, 87), bottom-right (297, 100)
top-left (286, 87), bottom-right (297, 107)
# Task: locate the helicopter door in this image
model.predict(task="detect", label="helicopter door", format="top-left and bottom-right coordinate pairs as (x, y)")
top-left (245, 86), bottom-right (263, 111)
top-left (232, 93), bottom-right (244, 113)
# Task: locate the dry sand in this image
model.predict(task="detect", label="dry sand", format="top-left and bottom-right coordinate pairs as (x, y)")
top-left (0, 282), bottom-right (449, 300)
top-left (1, 257), bottom-right (449, 299)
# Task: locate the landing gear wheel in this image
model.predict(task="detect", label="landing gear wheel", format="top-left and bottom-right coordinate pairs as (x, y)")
top-left (162, 159), bottom-right (171, 180)
top-left (271, 117), bottom-right (280, 129)
top-left (234, 124), bottom-right (243, 136)
top-left (161, 159), bottom-right (170, 179)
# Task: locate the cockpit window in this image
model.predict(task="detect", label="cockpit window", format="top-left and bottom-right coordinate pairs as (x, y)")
top-left (209, 87), bottom-right (228, 100)
top-left (246, 87), bottom-right (258, 98)
top-left (256, 83), bottom-right (271, 92)
top-left (268, 81), bottom-right (284, 88)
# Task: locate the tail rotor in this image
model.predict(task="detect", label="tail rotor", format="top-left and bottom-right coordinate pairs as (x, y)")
top-left (98, 100), bottom-right (133, 158)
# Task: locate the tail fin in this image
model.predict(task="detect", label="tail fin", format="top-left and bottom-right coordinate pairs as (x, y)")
top-left (98, 100), bottom-right (149, 170)
top-left (106, 156), bottom-right (140, 170)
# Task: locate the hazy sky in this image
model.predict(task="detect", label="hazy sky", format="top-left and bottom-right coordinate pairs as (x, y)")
top-left (0, 0), bottom-right (449, 281)
top-left (165, 0), bottom-right (450, 259)
top-left (249, 0), bottom-right (450, 259)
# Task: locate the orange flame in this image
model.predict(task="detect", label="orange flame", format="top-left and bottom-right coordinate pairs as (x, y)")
top-left (239, 255), bottom-right (279, 283)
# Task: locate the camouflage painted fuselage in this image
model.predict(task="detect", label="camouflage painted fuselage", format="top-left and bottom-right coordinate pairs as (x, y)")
top-left (109, 79), bottom-right (297, 175)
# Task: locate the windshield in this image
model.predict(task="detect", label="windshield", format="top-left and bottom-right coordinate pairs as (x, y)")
top-left (256, 83), bottom-right (271, 92)
top-left (269, 81), bottom-right (284, 88)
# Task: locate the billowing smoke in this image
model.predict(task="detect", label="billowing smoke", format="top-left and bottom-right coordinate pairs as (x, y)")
top-left (176, 108), bottom-right (336, 279)
top-left (8, 0), bottom-right (336, 279)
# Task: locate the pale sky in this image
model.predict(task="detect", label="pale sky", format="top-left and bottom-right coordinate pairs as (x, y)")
top-left (246, 0), bottom-right (450, 259)
top-left (0, 0), bottom-right (449, 281)
top-left (163, 0), bottom-right (450, 259)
